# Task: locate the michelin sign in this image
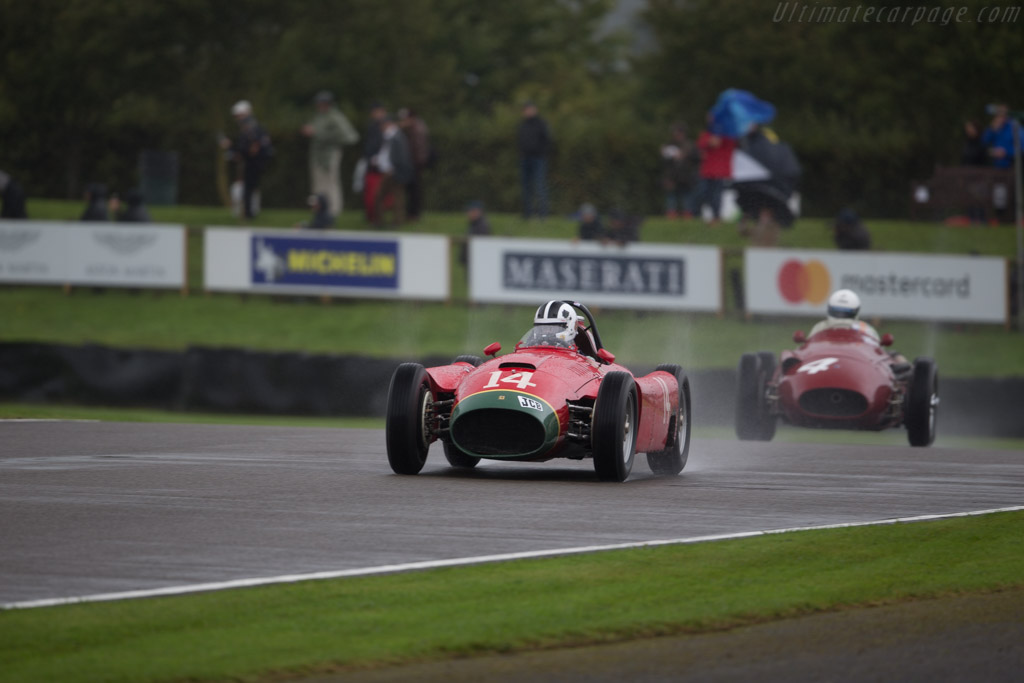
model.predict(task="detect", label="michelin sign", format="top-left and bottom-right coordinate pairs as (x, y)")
top-left (205, 228), bottom-right (448, 300)
top-left (251, 236), bottom-right (398, 289)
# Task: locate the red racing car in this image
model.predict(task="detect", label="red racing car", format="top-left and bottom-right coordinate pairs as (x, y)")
top-left (735, 325), bottom-right (938, 446)
top-left (386, 301), bottom-right (691, 481)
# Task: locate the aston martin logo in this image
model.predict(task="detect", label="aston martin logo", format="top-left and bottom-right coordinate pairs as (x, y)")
top-left (0, 228), bottom-right (40, 252)
top-left (93, 232), bottom-right (158, 255)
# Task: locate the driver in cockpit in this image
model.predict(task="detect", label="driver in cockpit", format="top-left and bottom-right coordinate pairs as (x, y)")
top-left (519, 300), bottom-right (580, 349)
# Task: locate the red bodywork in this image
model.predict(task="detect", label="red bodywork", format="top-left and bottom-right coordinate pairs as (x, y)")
top-left (773, 327), bottom-right (905, 430)
top-left (424, 339), bottom-right (679, 461)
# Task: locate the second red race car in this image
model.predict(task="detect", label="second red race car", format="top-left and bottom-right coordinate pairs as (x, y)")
top-left (735, 289), bottom-right (938, 447)
top-left (386, 301), bottom-right (691, 481)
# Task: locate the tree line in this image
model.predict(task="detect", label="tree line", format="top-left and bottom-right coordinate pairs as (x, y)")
top-left (1, 0), bottom-right (1020, 218)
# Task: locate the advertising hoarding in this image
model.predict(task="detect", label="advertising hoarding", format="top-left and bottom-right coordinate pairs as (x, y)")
top-left (468, 237), bottom-right (722, 311)
top-left (0, 221), bottom-right (186, 288)
top-left (204, 227), bottom-right (449, 300)
top-left (744, 248), bottom-right (1007, 323)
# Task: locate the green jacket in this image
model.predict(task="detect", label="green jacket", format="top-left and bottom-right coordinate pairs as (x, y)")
top-left (309, 108), bottom-right (359, 168)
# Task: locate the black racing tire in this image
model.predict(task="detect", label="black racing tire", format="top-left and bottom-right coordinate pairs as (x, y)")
top-left (735, 353), bottom-right (776, 441)
top-left (647, 364), bottom-right (691, 476)
top-left (385, 363), bottom-right (433, 475)
top-left (906, 357), bottom-right (938, 447)
top-left (452, 355), bottom-right (483, 367)
top-left (592, 371), bottom-right (639, 482)
top-left (443, 441), bottom-right (481, 469)
top-left (757, 351), bottom-right (777, 383)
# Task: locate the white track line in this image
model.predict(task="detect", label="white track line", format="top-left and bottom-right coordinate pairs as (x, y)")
top-left (4, 504), bottom-right (1022, 611)
top-left (0, 419), bottom-right (100, 423)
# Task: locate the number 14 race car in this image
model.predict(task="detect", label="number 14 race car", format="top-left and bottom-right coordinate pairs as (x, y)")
top-left (385, 301), bottom-right (691, 481)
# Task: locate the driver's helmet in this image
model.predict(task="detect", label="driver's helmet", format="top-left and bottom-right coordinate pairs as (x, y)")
top-left (827, 289), bottom-right (861, 321)
top-left (520, 301), bottom-right (579, 348)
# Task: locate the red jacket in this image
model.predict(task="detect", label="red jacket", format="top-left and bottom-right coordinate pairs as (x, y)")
top-left (697, 130), bottom-right (735, 179)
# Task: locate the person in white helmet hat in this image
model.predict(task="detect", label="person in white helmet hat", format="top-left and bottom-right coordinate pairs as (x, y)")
top-left (519, 301), bottom-right (580, 349)
top-left (810, 289), bottom-right (909, 367)
top-left (809, 289), bottom-right (878, 339)
top-left (220, 99), bottom-right (273, 219)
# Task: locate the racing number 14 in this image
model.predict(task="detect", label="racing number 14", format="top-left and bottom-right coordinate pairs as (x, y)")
top-left (483, 371), bottom-right (537, 390)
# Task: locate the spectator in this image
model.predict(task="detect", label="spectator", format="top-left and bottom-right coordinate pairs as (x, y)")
top-left (575, 202), bottom-right (605, 242)
top-left (734, 124), bottom-right (800, 247)
top-left (693, 115), bottom-right (736, 224)
top-left (606, 208), bottom-right (641, 246)
top-left (460, 199), bottom-right (492, 267)
top-left (109, 188), bottom-right (151, 222)
top-left (982, 104), bottom-right (1017, 169)
top-left (0, 170), bottom-right (27, 218)
top-left (372, 116), bottom-right (413, 228)
top-left (301, 90), bottom-right (359, 216)
top-left (361, 101), bottom-right (389, 224)
top-left (398, 108), bottom-right (432, 222)
top-left (517, 101), bottom-right (553, 220)
top-left (961, 120), bottom-right (987, 166)
top-left (295, 193), bottom-right (334, 230)
top-left (833, 208), bottom-right (870, 250)
top-left (221, 100), bottom-right (272, 219)
top-left (660, 122), bottom-right (700, 219)
top-left (80, 183), bottom-right (109, 221)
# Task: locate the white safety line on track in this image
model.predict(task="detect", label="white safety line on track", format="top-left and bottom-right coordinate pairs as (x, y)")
top-left (4, 504), bottom-right (1022, 611)
top-left (0, 419), bottom-right (100, 423)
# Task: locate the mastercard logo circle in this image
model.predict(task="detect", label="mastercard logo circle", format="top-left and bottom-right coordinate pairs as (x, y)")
top-left (778, 259), bottom-right (831, 304)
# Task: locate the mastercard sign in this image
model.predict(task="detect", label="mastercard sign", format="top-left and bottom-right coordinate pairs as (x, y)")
top-left (745, 248), bottom-right (1007, 323)
top-left (777, 259), bottom-right (831, 305)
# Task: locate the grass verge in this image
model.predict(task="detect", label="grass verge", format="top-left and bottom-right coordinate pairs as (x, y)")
top-left (1, 511), bottom-right (1021, 683)
top-left (2, 286), bottom-right (1021, 376)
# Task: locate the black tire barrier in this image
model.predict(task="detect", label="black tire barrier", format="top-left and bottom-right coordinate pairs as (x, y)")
top-left (1, 342), bottom-right (1021, 437)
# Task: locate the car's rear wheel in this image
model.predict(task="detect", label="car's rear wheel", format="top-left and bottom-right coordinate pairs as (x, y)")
top-left (592, 372), bottom-right (638, 482)
top-left (452, 355), bottom-right (483, 367)
top-left (385, 363), bottom-right (433, 474)
top-left (906, 357), bottom-right (938, 447)
top-left (443, 441), bottom-right (480, 468)
top-left (735, 352), bottom-right (776, 441)
top-left (647, 364), bottom-right (691, 476)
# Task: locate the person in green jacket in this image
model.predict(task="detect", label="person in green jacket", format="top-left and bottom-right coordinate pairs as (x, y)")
top-left (301, 90), bottom-right (359, 216)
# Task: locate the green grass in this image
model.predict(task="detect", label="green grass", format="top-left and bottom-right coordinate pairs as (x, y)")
top-left (24, 198), bottom-right (1023, 257)
top-left (2, 286), bottom-right (1020, 376)
top-left (2, 511), bottom-right (1021, 683)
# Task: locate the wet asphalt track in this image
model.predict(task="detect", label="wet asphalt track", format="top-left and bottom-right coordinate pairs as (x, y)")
top-left (1, 421), bottom-right (1023, 605)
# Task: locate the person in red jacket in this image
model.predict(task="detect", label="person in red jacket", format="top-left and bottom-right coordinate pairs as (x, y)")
top-left (693, 115), bottom-right (736, 224)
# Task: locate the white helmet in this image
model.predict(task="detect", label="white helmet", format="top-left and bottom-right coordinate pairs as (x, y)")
top-left (827, 289), bottom-right (861, 320)
top-left (534, 301), bottom-right (579, 344)
top-left (231, 99), bottom-right (253, 117)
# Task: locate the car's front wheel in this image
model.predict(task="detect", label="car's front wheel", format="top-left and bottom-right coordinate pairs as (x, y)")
top-left (905, 357), bottom-right (938, 447)
top-left (735, 352), bottom-right (776, 441)
top-left (647, 364), bottom-right (691, 476)
top-left (592, 371), bottom-right (638, 482)
top-left (385, 363), bottom-right (433, 474)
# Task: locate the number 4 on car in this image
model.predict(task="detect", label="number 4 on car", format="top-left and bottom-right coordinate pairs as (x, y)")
top-left (735, 289), bottom-right (938, 447)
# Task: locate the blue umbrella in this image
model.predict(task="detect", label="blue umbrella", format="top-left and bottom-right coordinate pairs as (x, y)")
top-left (710, 89), bottom-right (776, 139)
